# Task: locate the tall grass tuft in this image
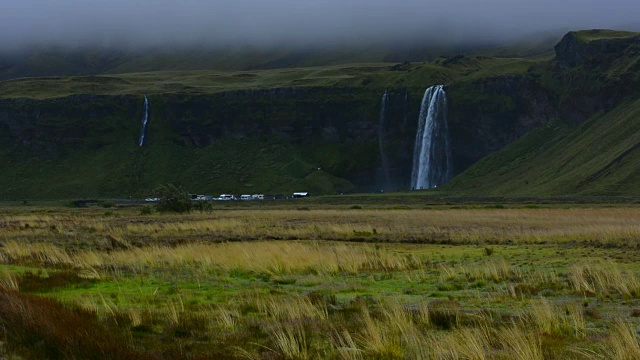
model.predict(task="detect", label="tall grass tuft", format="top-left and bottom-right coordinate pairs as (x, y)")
top-left (525, 298), bottom-right (586, 338)
top-left (0, 271), bottom-right (19, 291)
top-left (272, 322), bottom-right (310, 360)
top-left (605, 320), bottom-right (640, 360)
top-left (332, 329), bottom-right (363, 360)
top-left (500, 326), bottom-right (543, 360)
top-left (568, 261), bottom-right (640, 297)
top-left (358, 306), bottom-right (403, 358)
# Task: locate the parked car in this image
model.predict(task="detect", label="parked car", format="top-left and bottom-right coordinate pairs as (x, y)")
top-left (252, 194), bottom-right (264, 200)
top-left (240, 195), bottom-right (253, 200)
top-left (218, 194), bottom-right (236, 201)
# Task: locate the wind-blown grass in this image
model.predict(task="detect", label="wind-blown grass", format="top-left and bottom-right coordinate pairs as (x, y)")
top-left (1, 206), bottom-right (640, 359)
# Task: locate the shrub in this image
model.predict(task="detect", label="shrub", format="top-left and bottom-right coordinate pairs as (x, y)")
top-left (192, 200), bottom-right (213, 214)
top-left (154, 184), bottom-right (192, 213)
top-left (139, 205), bottom-right (155, 215)
top-left (100, 201), bottom-right (116, 208)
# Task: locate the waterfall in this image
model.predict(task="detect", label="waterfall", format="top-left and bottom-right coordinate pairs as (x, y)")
top-left (378, 90), bottom-right (391, 189)
top-left (402, 89), bottom-right (409, 132)
top-left (411, 85), bottom-right (452, 190)
top-left (138, 96), bottom-right (149, 147)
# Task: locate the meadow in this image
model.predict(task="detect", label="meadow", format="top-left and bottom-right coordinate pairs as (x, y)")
top-left (0, 57), bottom-right (543, 100)
top-left (1, 203), bottom-right (640, 359)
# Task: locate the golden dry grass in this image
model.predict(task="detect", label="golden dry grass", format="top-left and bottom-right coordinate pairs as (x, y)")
top-left (70, 241), bottom-right (422, 277)
top-left (2, 206), bottom-right (640, 359)
top-left (569, 261), bottom-right (640, 297)
top-left (2, 208), bottom-right (640, 247)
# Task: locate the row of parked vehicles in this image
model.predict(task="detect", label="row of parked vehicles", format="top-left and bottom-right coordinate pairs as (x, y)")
top-left (145, 192), bottom-right (309, 203)
top-left (192, 192), bottom-right (309, 201)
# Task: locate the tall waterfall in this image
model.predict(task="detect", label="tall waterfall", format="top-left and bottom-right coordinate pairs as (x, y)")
top-left (378, 90), bottom-right (391, 189)
top-left (411, 85), bottom-right (452, 190)
top-left (138, 96), bottom-right (149, 147)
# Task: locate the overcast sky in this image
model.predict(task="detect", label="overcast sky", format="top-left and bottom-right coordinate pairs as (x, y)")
top-left (1, 0), bottom-right (638, 51)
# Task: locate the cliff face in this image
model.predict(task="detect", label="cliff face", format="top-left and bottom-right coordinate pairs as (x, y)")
top-left (447, 76), bottom-right (557, 172)
top-left (555, 31), bottom-right (640, 69)
top-left (554, 32), bottom-right (585, 68)
top-left (0, 95), bottom-right (138, 157)
top-left (552, 30), bottom-right (640, 123)
top-left (0, 80), bottom-right (554, 197)
top-left (163, 88), bottom-right (379, 146)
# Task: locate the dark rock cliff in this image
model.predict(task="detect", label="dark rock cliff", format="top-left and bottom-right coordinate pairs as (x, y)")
top-left (447, 76), bottom-right (557, 172)
top-left (552, 31), bottom-right (640, 123)
top-left (0, 95), bottom-right (138, 157)
top-left (0, 80), bottom-right (555, 195)
top-left (555, 31), bottom-right (640, 69)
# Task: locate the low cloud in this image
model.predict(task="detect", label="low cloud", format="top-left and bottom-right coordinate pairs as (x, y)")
top-left (1, 0), bottom-right (638, 51)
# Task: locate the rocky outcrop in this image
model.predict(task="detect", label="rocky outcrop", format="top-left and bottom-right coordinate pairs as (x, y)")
top-left (555, 31), bottom-right (640, 69)
top-left (554, 33), bottom-right (586, 68)
top-left (552, 31), bottom-right (640, 123)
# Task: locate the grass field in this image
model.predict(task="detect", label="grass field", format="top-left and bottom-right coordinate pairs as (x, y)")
top-left (0, 57), bottom-right (545, 100)
top-left (571, 29), bottom-right (640, 42)
top-left (1, 203), bottom-right (640, 359)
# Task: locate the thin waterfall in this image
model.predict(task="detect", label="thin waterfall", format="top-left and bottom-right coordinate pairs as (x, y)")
top-left (402, 89), bottom-right (409, 132)
top-left (411, 85), bottom-right (452, 190)
top-left (138, 96), bottom-right (149, 147)
top-left (378, 90), bottom-right (391, 189)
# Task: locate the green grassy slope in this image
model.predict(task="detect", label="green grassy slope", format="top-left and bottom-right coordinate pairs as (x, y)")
top-left (0, 136), bottom-right (356, 199)
top-left (446, 97), bottom-right (640, 196)
top-left (0, 57), bottom-right (545, 100)
top-left (571, 29), bottom-right (640, 42)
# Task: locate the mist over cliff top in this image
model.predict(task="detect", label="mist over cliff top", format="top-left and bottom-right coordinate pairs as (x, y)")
top-left (1, 0), bottom-right (639, 52)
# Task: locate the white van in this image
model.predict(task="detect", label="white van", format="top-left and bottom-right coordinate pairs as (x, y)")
top-left (252, 194), bottom-right (264, 200)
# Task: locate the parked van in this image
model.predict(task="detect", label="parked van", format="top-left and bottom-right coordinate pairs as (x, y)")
top-left (252, 194), bottom-right (264, 200)
top-left (240, 195), bottom-right (253, 200)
